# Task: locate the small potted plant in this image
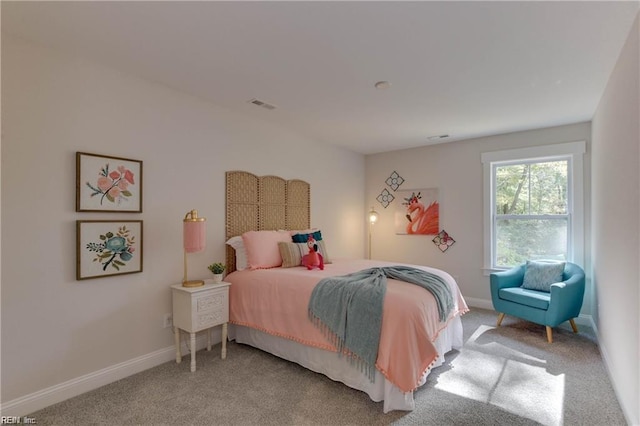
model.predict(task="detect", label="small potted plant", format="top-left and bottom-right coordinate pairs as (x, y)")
top-left (207, 262), bottom-right (225, 283)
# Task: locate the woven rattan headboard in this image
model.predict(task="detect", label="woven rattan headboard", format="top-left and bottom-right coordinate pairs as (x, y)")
top-left (225, 171), bottom-right (310, 273)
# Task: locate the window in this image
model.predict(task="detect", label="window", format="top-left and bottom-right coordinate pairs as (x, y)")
top-left (482, 141), bottom-right (585, 271)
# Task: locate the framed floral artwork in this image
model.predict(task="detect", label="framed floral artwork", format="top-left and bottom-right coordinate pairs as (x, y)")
top-left (76, 220), bottom-right (143, 280)
top-left (76, 152), bottom-right (143, 212)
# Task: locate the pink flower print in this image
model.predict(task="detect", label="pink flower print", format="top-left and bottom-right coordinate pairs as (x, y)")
top-left (86, 163), bottom-right (136, 206)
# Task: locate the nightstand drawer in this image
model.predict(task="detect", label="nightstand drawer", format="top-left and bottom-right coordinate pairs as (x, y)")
top-left (197, 292), bottom-right (226, 312)
top-left (197, 310), bottom-right (226, 328)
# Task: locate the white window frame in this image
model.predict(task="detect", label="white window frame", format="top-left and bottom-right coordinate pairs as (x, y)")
top-left (482, 141), bottom-right (586, 274)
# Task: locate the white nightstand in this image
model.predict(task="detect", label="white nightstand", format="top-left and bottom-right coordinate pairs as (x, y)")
top-left (171, 280), bottom-right (231, 372)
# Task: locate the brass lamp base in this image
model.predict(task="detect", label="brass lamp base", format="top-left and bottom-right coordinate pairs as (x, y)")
top-left (182, 279), bottom-right (205, 288)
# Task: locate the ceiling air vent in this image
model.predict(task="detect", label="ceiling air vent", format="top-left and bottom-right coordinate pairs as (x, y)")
top-left (248, 98), bottom-right (277, 110)
top-left (427, 134), bottom-right (450, 141)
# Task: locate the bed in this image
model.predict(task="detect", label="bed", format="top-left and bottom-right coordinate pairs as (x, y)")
top-left (224, 171), bottom-right (468, 412)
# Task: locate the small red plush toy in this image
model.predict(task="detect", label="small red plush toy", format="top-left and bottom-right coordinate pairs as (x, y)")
top-left (302, 234), bottom-right (324, 270)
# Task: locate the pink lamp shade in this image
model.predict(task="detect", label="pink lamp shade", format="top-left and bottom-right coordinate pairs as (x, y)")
top-left (184, 220), bottom-right (206, 253)
top-left (182, 210), bottom-right (206, 287)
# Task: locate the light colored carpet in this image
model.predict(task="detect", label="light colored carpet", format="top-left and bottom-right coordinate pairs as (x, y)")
top-left (29, 308), bottom-right (626, 425)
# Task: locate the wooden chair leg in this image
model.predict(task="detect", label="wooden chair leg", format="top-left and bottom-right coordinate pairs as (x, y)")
top-left (496, 312), bottom-right (505, 327)
top-left (546, 326), bottom-right (553, 343)
top-left (569, 318), bottom-right (578, 333)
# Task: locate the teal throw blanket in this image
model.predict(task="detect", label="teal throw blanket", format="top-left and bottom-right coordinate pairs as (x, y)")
top-left (308, 266), bottom-right (454, 381)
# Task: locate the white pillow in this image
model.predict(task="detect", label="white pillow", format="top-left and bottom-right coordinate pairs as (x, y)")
top-left (226, 236), bottom-right (248, 271)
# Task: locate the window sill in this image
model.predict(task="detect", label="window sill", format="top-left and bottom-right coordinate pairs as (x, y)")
top-left (482, 267), bottom-right (508, 276)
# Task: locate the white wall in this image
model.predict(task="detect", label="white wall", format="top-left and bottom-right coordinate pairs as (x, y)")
top-left (365, 123), bottom-right (591, 309)
top-left (365, 11), bottom-right (640, 422)
top-left (591, 12), bottom-right (639, 426)
top-left (0, 36), bottom-right (365, 406)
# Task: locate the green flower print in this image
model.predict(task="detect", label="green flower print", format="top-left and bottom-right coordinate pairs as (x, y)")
top-left (86, 226), bottom-right (136, 271)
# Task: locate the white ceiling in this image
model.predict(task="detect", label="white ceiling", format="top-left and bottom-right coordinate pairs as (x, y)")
top-left (3, 1), bottom-right (638, 154)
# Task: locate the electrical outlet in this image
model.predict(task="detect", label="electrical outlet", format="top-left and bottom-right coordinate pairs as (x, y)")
top-left (163, 313), bottom-right (173, 329)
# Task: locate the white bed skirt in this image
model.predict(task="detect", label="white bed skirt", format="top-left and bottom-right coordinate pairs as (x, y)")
top-left (228, 315), bottom-right (463, 413)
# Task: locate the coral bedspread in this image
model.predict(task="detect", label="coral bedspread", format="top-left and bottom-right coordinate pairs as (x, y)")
top-left (227, 259), bottom-right (468, 393)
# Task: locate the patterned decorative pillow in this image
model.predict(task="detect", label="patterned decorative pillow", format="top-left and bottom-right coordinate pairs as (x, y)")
top-left (522, 260), bottom-right (565, 292)
top-left (294, 239), bottom-right (332, 264)
top-left (290, 230), bottom-right (331, 263)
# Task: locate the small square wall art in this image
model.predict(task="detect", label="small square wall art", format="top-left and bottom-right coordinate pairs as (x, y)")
top-left (433, 230), bottom-right (456, 252)
top-left (385, 171), bottom-right (405, 191)
top-left (376, 189), bottom-right (395, 208)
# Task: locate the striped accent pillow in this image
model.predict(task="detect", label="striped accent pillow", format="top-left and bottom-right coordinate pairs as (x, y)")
top-left (278, 242), bottom-right (303, 268)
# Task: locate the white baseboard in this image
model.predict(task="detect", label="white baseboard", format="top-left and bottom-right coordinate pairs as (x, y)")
top-left (464, 297), bottom-right (494, 310)
top-left (575, 313), bottom-right (593, 328)
top-left (1, 332), bottom-right (220, 417)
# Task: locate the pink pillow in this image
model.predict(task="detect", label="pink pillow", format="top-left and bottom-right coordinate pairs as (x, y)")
top-left (242, 230), bottom-right (292, 269)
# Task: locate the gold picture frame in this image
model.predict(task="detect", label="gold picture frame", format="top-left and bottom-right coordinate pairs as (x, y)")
top-left (76, 152), bottom-right (143, 212)
top-left (76, 220), bottom-right (143, 280)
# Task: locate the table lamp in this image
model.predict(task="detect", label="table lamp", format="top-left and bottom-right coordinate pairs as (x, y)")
top-left (183, 209), bottom-right (206, 287)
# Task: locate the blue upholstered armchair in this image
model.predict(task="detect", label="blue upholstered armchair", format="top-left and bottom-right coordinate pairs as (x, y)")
top-left (490, 261), bottom-right (585, 343)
